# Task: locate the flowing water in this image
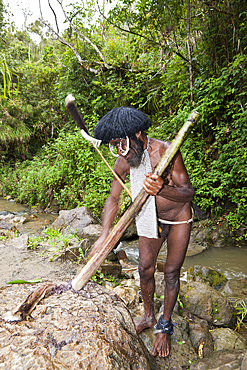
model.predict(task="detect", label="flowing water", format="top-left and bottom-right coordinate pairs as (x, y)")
top-left (0, 198), bottom-right (57, 234)
top-left (117, 238), bottom-right (247, 280)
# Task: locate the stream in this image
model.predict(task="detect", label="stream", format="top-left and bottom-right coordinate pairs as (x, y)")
top-left (0, 198), bottom-right (57, 234)
top-left (1, 198), bottom-right (247, 282)
top-left (117, 240), bottom-right (247, 280)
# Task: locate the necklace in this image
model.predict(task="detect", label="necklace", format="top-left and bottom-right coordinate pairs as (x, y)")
top-left (146, 136), bottom-right (150, 151)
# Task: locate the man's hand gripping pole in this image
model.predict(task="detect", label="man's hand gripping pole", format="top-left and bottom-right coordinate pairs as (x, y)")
top-left (65, 95), bottom-right (131, 198)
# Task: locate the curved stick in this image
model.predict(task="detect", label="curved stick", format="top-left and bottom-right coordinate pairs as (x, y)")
top-left (65, 95), bottom-right (131, 198)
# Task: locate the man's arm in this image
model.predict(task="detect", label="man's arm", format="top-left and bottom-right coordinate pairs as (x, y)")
top-left (88, 157), bottom-right (128, 257)
top-left (143, 151), bottom-right (194, 203)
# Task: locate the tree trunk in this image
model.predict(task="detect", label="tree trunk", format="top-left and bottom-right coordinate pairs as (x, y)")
top-left (187, 0), bottom-right (194, 106)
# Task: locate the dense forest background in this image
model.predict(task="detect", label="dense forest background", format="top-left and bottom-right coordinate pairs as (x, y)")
top-left (0, 0), bottom-right (246, 241)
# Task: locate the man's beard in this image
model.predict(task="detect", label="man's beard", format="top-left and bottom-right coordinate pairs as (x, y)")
top-left (126, 138), bottom-right (144, 168)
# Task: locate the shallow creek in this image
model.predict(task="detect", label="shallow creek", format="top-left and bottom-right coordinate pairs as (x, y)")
top-left (0, 198), bottom-right (57, 234)
top-left (118, 240), bottom-right (247, 280)
top-left (1, 198), bottom-right (247, 281)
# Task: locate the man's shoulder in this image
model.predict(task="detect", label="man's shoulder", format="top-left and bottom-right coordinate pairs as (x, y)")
top-left (150, 138), bottom-right (171, 152)
top-left (114, 155), bottom-right (130, 173)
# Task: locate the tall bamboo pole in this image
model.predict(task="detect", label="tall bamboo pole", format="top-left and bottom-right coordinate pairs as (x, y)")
top-left (72, 111), bottom-right (201, 291)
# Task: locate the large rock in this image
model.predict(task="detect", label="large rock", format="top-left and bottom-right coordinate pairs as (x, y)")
top-left (242, 352), bottom-right (247, 369)
top-left (0, 213), bottom-right (27, 225)
top-left (80, 223), bottom-right (102, 247)
top-left (187, 226), bottom-right (209, 256)
top-left (221, 278), bottom-right (247, 299)
top-left (220, 279), bottom-right (247, 325)
top-left (179, 281), bottom-right (234, 326)
top-left (210, 327), bottom-right (247, 351)
top-left (0, 282), bottom-right (155, 369)
top-left (187, 265), bottom-right (227, 290)
top-left (190, 349), bottom-right (247, 370)
top-left (188, 315), bottom-right (214, 358)
top-left (139, 312), bottom-right (198, 369)
top-left (208, 220), bottom-right (235, 248)
top-left (113, 285), bottom-right (139, 309)
top-left (50, 207), bottom-right (101, 242)
top-left (188, 219), bottom-right (241, 251)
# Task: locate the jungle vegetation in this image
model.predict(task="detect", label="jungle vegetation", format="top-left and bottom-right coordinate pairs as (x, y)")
top-left (0, 0), bottom-right (246, 240)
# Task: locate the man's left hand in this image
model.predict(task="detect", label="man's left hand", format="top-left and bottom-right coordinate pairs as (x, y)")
top-left (143, 173), bottom-right (164, 196)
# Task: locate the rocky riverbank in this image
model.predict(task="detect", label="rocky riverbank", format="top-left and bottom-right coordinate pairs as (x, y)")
top-left (0, 206), bottom-right (247, 369)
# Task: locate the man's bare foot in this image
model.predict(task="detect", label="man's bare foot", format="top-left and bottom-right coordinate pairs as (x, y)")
top-left (135, 315), bottom-right (156, 334)
top-left (152, 332), bottom-right (171, 357)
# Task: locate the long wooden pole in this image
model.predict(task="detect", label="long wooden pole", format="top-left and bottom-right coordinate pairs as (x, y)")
top-left (72, 111), bottom-right (201, 291)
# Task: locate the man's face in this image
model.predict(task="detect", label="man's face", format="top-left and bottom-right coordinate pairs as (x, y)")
top-left (109, 136), bottom-right (144, 167)
top-left (126, 137), bottom-right (144, 167)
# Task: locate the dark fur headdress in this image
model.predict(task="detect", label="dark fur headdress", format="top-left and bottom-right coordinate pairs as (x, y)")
top-left (93, 107), bottom-right (152, 144)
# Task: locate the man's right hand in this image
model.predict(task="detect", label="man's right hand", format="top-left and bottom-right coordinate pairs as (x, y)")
top-left (143, 173), bottom-right (164, 195)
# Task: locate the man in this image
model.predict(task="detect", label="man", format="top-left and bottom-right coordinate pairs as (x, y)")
top-left (89, 106), bottom-right (195, 357)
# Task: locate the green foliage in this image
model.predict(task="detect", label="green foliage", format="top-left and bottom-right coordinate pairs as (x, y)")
top-left (7, 278), bottom-right (42, 284)
top-left (0, 0), bottom-right (246, 239)
top-left (42, 227), bottom-right (78, 261)
top-left (154, 55), bottom-right (247, 238)
top-left (28, 227), bottom-right (83, 262)
top-left (0, 130), bottom-right (113, 216)
top-left (0, 42), bottom-right (66, 163)
top-left (199, 0), bottom-right (247, 72)
top-left (234, 299), bottom-right (247, 331)
top-left (0, 99), bottom-right (32, 151)
top-left (0, 55), bottom-right (19, 99)
top-left (27, 235), bottom-right (44, 250)
top-left (91, 270), bottom-right (118, 286)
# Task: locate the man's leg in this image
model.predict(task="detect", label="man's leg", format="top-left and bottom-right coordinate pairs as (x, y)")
top-left (135, 236), bottom-right (165, 333)
top-left (152, 222), bottom-right (191, 357)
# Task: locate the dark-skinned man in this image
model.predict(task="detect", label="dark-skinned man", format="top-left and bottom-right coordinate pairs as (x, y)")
top-left (88, 106), bottom-right (195, 357)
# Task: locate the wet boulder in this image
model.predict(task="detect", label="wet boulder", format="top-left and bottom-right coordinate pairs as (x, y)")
top-left (138, 312), bottom-right (198, 370)
top-left (187, 265), bottom-right (227, 290)
top-left (220, 279), bottom-right (247, 319)
top-left (0, 212), bottom-right (27, 225)
top-left (220, 278), bottom-right (247, 299)
top-left (0, 282), bottom-right (154, 369)
top-left (187, 226), bottom-right (209, 256)
top-left (209, 220), bottom-right (235, 248)
top-left (179, 281), bottom-right (234, 326)
top-left (113, 285), bottom-right (140, 309)
top-left (190, 349), bottom-right (247, 370)
top-left (187, 315), bottom-right (214, 358)
top-left (210, 327), bottom-right (247, 351)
